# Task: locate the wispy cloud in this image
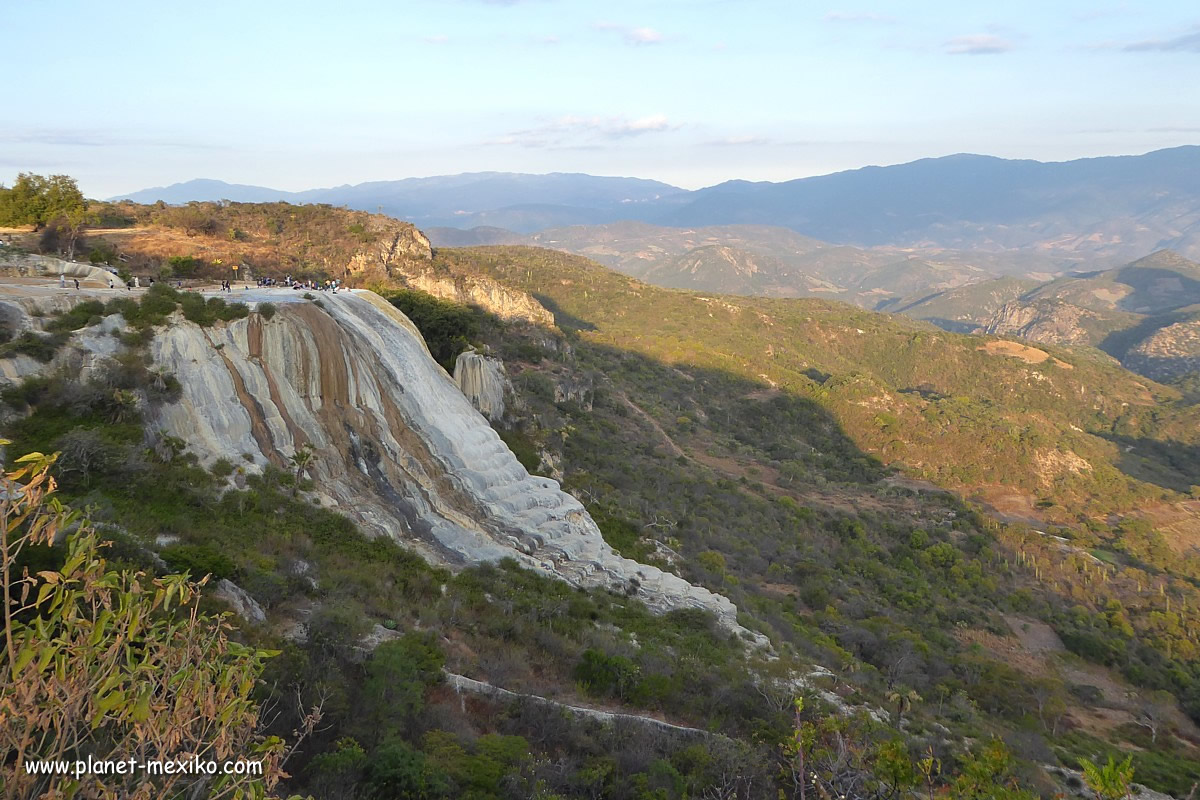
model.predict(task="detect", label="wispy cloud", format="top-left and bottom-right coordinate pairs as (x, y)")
top-left (488, 113), bottom-right (677, 148)
top-left (824, 11), bottom-right (896, 23)
top-left (1123, 28), bottom-right (1200, 52)
top-left (423, 34), bottom-right (450, 44)
top-left (1147, 126), bottom-right (1200, 133)
top-left (945, 34), bottom-right (1013, 55)
top-left (0, 127), bottom-right (226, 150)
top-left (594, 22), bottom-right (666, 46)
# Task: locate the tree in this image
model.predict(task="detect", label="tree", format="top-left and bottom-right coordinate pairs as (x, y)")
top-left (364, 738), bottom-right (447, 800)
top-left (307, 737), bottom-right (368, 800)
top-left (58, 203), bottom-right (97, 260)
top-left (1132, 689), bottom-right (1173, 745)
top-left (886, 688), bottom-right (921, 728)
top-left (359, 632), bottom-right (445, 740)
top-left (0, 447), bottom-right (290, 799)
top-left (0, 173), bottom-right (87, 230)
top-left (288, 443), bottom-right (316, 497)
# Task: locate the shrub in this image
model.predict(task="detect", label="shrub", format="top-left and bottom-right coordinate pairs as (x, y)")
top-left (0, 331), bottom-right (68, 362)
top-left (384, 288), bottom-right (480, 371)
top-left (166, 254), bottom-right (203, 278)
top-left (159, 543), bottom-right (237, 581)
top-left (210, 458), bottom-right (235, 478)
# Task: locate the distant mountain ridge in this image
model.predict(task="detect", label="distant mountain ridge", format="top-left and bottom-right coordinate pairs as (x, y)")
top-left (113, 173), bottom-right (682, 230)
top-left (113, 146), bottom-right (1200, 259)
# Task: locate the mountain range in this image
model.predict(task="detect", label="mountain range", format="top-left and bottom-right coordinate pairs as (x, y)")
top-left (114, 146), bottom-right (1200, 260)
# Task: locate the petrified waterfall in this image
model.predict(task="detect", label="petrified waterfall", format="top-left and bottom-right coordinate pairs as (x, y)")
top-left (453, 350), bottom-right (509, 421)
top-left (148, 289), bottom-right (754, 638)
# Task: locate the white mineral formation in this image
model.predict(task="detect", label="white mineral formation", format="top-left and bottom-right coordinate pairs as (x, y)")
top-left (147, 289), bottom-right (756, 640)
top-left (453, 350), bottom-right (509, 421)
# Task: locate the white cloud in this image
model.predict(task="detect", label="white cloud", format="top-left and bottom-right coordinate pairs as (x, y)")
top-left (423, 34), bottom-right (450, 44)
top-left (487, 113), bottom-right (677, 148)
top-left (594, 22), bottom-right (667, 46)
top-left (627, 27), bottom-right (664, 44)
top-left (945, 34), bottom-right (1013, 55)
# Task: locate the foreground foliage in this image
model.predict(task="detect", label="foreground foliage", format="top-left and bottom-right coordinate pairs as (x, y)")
top-left (0, 449), bottom-right (287, 799)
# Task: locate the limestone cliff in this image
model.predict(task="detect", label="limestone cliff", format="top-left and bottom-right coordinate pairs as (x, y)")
top-left (399, 270), bottom-right (554, 326)
top-left (346, 223), bottom-right (434, 277)
top-left (339, 223), bottom-right (551, 326)
top-left (143, 289), bottom-right (752, 638)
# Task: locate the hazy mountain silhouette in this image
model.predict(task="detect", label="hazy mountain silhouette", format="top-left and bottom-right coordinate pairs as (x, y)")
top-left (114, 147), bottom-right (1200, 257)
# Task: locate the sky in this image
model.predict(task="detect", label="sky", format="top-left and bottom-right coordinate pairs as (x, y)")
top-left (2, 0), bottom-right (1198, 197)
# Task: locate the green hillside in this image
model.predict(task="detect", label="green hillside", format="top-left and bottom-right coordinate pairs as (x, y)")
top-left (434, 246), bottom-right (1200, 521)
top-left (417, 246), bottom-right (1200, 796)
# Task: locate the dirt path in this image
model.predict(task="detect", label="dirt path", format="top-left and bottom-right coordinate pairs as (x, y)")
top-left (444, 671), bottom-right (717, 738)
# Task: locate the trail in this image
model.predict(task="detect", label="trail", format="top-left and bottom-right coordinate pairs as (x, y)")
top-left (443, 672), bottom-right (719, 739)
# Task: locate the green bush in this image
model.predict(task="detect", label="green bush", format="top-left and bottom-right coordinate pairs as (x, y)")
top-left (159, 543), bottom-right (236, 581)
top-left (384, 288), bottom-right (481, 371)
top-left (210, 458), bottom-right (236, 478)
top-left (166, 255), bottom-right (203, 278)
top-left (0, 331), bottom-right (68, 362)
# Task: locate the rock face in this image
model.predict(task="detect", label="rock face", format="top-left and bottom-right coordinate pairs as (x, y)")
top-left (213, 578), bottom-right (267, 625)
top-left (402, 271), bottom-right (555, 326)
top-left (146, 289), bottom-right (754, 639)
top-left (1123, 317), bottom-right (1200, 380)
top-left (346, 224), bottom-right (433, 278)
top-left (453, 350), bottom-right (510, 421)
top-left (983, 300), bottom-right (1099, 346)
top-left (0, 295), bottom-right (126, 386)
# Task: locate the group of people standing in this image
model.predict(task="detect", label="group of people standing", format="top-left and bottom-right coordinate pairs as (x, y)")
top-left (255, 274), bottom-right (343, 293)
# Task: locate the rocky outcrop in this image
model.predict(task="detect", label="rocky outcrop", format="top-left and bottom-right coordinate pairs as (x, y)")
top-left (0, 251), bottom-right (115, 287)
top-left (0, 298), bottom-right (126, 386)
top-left (983, 300), bottom-right (1099, 346)
top-left (213, 578), bottom-right (267, 625)
top-left (346, 223), bottom-right (433, 278)
top-left (1122, 317), bottom-right (1200, 380)
top-left (454, 349), bottom-right (511, 421)
top-left (401, 271), bottom-right (555, 326)
top-left (145, 288), bottom-right (757, 642)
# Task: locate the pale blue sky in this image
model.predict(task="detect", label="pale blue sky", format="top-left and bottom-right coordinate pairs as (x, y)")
top-left (2, 0), bottom-right (1198, 197)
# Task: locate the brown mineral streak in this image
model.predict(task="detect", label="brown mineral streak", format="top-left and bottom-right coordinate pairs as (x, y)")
top-left (203, 327), bottom-right (283, 467)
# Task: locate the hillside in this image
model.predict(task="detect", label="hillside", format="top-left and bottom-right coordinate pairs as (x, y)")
top-left (978, 251), bottom-right (1200, 379)
top-left (430, 246), bottom-right (1200, 523)
top-left (413, 244), bottom-right (1200, 794)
